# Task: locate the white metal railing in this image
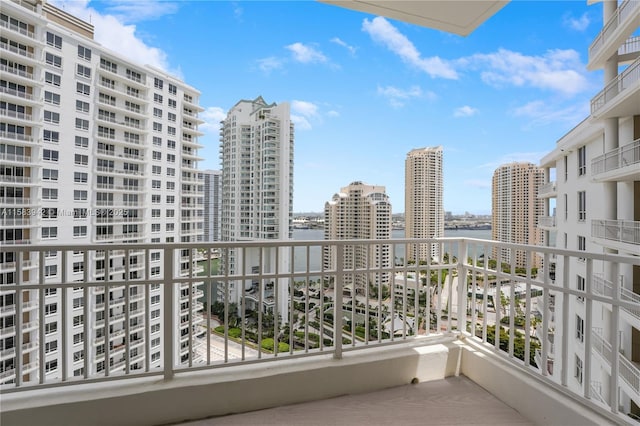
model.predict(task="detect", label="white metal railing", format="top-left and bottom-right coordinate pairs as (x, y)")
top-left (591, 56), bottom-right (640, 114)
top-left (619, 36), bottom-right (640, 57)
top-left (0, 239), bottom-right (639, 422)
top-left (591, 138), bottom-right (640, 176)
top-left (589, 0), bottom-right (640, 60)
top-left (538, 181), bottom-right (556, 197)
top-left (592, 219), bottom-right (640, 245)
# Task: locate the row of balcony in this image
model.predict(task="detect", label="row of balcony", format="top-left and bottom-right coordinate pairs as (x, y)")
top-left (589, 0), bottom-right (640, 67)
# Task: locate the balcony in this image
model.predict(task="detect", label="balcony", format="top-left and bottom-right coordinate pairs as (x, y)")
top-left (537, 181), bottom-right (556, 198)
top-left (591, 138), bottom-right (640, 182)
top-left (537, 215), bottom-right (556, 230)
top-left (591, 219), bottom-right (640, 251)
top-left (0, 239), bottom-right (638, 425)
top-left (590, 56), bottom-right (640, 119)
top-left (588, 0), bottom-right (640, 70)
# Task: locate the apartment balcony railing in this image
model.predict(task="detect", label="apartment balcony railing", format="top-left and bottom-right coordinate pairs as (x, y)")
top-left (538, 215), bottom-right (557, 228)
top-left (0, 131), bottom-right (34, 143)
top-left (591, 56), bottom-right (640, 114)
top-left (0, 108), bottom-right (32, 121)
top-left (592, 138), bottom-right (640, 177)
top-left (0, 64), bottom-right (33, 80)
top-left (537, 181), bottom-right (556, 198)
top-left (0, 18), bottom-right (36, 39)
top-left (592, 327), bottom-right (640, 399)
top-left (592, 219), bottom-right (640, 246)
top-left (1, 239), bottom-right (639, 425)
top-left (0, 86), bottom-right (34, 101)
top-left (589, 0), bottom-right (640, 62)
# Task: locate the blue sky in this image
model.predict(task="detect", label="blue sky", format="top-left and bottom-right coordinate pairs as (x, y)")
top-left (52, 0), bottom-right (604, 214)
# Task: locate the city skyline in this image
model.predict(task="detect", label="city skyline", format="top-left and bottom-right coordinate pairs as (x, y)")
top-left (47, 0), bottom-right (603, 214)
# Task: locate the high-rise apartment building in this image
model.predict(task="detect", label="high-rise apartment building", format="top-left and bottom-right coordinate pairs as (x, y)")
top-left (491, 162), bottom-right (545, 267)
top-left (219, 96), bottom-right (293, 318)
top-left (405, 146), bottom-right (444, 262)
top-left (201, 169), bottom-right (222, 242)
top-left (537, 1), bottom-right (639, 415)
top-left (0, 0), bottom-right (205, 384)
top-left (323, 181), bottom-right (392, 295)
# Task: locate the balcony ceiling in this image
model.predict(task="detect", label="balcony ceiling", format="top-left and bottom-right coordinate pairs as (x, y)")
top-left (319, 0), bottom-right (509, 36)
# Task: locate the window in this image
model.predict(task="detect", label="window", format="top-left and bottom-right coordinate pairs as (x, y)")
top-left (42, 227), bottom-right (57, 239)
top-left (45, 340), bottom-right (58, 354)
top-left (167, 154), bottom-right (175, 163)
top-left (168, 99), bottom-right (177, 108)
top-left (153, 107), bottom-right (162, 118)
top-left (575, 315), bottom-right (584, 343)
top-left (166, 181), bottom-right (175, 190)
top-left (44, 110), bottom-right (60, 124)
top-left (73, 332), bottom-right (83, 344)
top-left (576, 275), bottom-right (585, 302)
top-left (45, 359), bottom-right (58, 373)
top-left (74, 190), bottom-right (88, 201)
top-left (76, 82), bottom-right (90, 96)
top-left (153, 122), bottom-right (162, 132)
top-left (154, 78), bottom-right (163, 89)
top-left (166, 209), bottom-right (175, 218)
top-left (45, 322), bottom-right (57, 334)
top-left (45, 265), bottom-right (58, 277)
top-left (100, 58), bottom-right (116, 72)
top-left (151, 252), bottom-right (161, 262)
top-left (151, 223), bottom-right (160, 232)
top-left (42, 208), bottom-right (57, 219)
top-left (76, 100), bottom-right (90, 113)
top-left (153, 136), bottom-right (162, 146)
top-left (42, 188), bottom-right (58, 200)
top-left (75, 136), bottom-right (89, 148)
top-left (46, 32), bottom-right (62, 48)
top-left (578, 146), bottom-right (586, 176)
top-left (152, 195), bottom-right (161, 204)
top-left (44, 91), bottom-right (60, 105)
top-left (43, 149), bottom-right (58, 161)
top-left (151, 209), bottom-right (161, 218)
top-left (42, 169), bottom-right (58, 181)
top-left (152, 180), bottom-right (161, 189)
top-left (74, 154), bottom-right (88, 166)
top-left (74, 172), bottom-right (88, 183)
top-left (73, 350), bottom-right (84, 362)
top-left (43, 130), bottom-right (59, 143)
top-left (74, 208), bottom-right (87, 219)
top-left (75, 118), bottom-right (89, 130)
top-left (153, 151), bottom-right (161, 161)
top-left (73, 226), bottom-right (87, 237)
top-left (575, 355), bottom-right (583, 385)
top-left (154, 93), bottom-right (163, 103)
top-left (152, 352), bottom-right (161, 362)
top-left (578, 235), bottom-right (586, 252)
top-left (577, 191), bottom-right (586, 221)
top-left (151, 337), bottom-right (160, 347)
top-left (77, 45), bottom-right (92, 60)
top-left (167, 126), bottom-right (176, 136)
top-left (151, 323), bottom-right (160, 333)
top-left (152, 165), bottom-right (161, 175)
top-left (45, 52), bottom-right (62, 67)
top-left (45, 71), bottom-right (61, 86)
top-left (76, 64), bottom-right (91, 78)
top-left (45, 303), bottom-right (57, 315)
top-left (167, 168), bottom-right (175, 177)
top-left (167, 140), bottom-right (176, 149)
top-left (166, 195), bottom-right (174, 204)
top-left (168, 112), bottom-right (176, 122)
top-left (168, 84), bottom-right (177, 95)
top-left (166, 223), bottom-right (174, 231)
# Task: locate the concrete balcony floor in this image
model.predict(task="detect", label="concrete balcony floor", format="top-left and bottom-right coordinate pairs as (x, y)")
top-left (179, 375), bottom-right (532, 426)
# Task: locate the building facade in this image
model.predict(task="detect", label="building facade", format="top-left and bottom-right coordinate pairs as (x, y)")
top-left (201, 169), bottom-right (222, 242)
top-left (219, 96), bottom-right (293, 318)
top-left (323, 181), bottom-right (392, 296)
top-left (0, 0), bottom-right (205, 384)
top-left (404, 146), bottom-right (444, 263)
top-left (538, 0), bottom-right (639, 416)
top-left (491, 162), bottom-right (545, 267)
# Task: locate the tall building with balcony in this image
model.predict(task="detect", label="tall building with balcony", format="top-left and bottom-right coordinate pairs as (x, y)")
top-left (201, 169), bottom-right (222, 242)
top-left (405, 146), bottom-right (444, 262)
top-left (538, 0), bottom-right (639, 416)
top-left (219, 96), bottom-right (294, 319)
top-left (0, 0), bottom-right (205, 384)
top-left (323, 181), bottom-right (392, 296)
top-left (491, 162), bottom-right (545, 267)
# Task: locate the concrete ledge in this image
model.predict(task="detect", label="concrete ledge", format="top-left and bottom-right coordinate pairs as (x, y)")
top-left (458, 338), bottom-right (621, 426)
top-left (1, 338), bottom-right (459, 426)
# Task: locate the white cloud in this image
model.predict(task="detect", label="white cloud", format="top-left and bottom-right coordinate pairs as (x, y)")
top-left (291, 115), bottom-right (312, 131)
top-left (50, 0), bottom-right (175, 73)
top-left (256, 56), bottom-right (284, 73)
top-left (362, 17), bottom-right (458, 79)
top-left (327, 110), bottom-right (340, 117)
top-left (563, 12), bottom-right (590, 31)
top-left (286, 42), bottom-right (328, 64)
top-left (464, 179), bottom-right (491, 189)
top-left (292, 100), bottom-right (319, 118)
top-left (453, 105), bottom-right (478, 117)
top-left (511, 99), bottom-right (590, 129)
top-left (467, 48), bottom-right (588, 96)
top-left (377, 85), bottom-right (434, 108)
top-left (199, 106), bottom-right (227, 134)
top-left (331, 37), bottom-right (356, 55)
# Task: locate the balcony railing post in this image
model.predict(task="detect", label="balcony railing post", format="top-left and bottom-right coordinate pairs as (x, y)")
top-left (163, 246), bottom-right (175, 380)
top-left (333, 243), bottom-right (343, 360)
top-left (457, 239), bottom-right (468, 333)
top-left (609, 261), bottom-right (620, 414)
